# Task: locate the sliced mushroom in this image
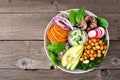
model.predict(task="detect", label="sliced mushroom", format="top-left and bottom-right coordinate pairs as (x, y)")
top-left (85, 16), bottom-right (97, 29)
top-left (77, 19), bottom-right (87, 30)
top-left (87, 27), bottom-right (91, 32)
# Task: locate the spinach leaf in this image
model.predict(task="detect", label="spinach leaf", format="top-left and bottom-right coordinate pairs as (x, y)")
top-left (49, 52), bottom-right (59, 66)
top-left (101, 35), bottom-right (108, 45)
top-left (75, 56), bottom-right (104, 70)
top-left (97, 17), bottom-right (109, 28)
top-left (68, 10), bottom-right (76, 25)
top-left (47, 42), bottom-right (65, 53)
top-left (75, 7), bottom-right (85, 24)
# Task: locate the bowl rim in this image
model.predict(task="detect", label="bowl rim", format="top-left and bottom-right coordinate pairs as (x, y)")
top-left (44, 9), bottom-right (109, 74)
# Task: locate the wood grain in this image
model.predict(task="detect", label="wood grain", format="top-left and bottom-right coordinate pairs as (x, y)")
top-left (0, 0), bottom-right (119, 79)
top-left (76, 0), bottom-right (120, 14)
top-left (0, 41), bottom-right (51, 69)
top-left (0, 13), bottom-right (119, 40)
top-left (0, 0), bottom-right (119, 14)
top-left (0, 40), bottom-right (119, 69)
top-left (0, 13), bottom-right (55, 40)
top-left (0, 69), bottom-right (119, 80)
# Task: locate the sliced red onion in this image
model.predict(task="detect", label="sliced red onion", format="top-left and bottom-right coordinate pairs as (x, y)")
top-left (53, 16), bottom-right (73, 30)
top-left (58, 11), bottom-right (68, 17)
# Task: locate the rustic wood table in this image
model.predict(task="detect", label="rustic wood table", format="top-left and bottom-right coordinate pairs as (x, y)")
top-left (0, 0), bottom-right (119, 80)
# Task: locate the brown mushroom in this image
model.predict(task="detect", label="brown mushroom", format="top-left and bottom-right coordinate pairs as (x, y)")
top-left (77, 19), bottom-right (87, 30)
top-left (85, 16), bottom-right (97, 29)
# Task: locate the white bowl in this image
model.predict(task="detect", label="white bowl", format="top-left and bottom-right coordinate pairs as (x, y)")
top-left (44, 9), bottom-right (109, 73)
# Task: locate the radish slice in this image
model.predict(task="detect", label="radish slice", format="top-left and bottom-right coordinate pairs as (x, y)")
top-left (95, 29), bottom-right (100, 38)
top-left (96, 28), bottom-right (102, 38)
top-left (88, 30), bottom-right (96, 38)
top-left (98, 27), bottom-right (105, 38)
top-left (94, 30), bottom-right (99, 38)
top-left (53, 16), bottom-right (73, 30)
top-left (88, 27), bottom-right (105, 39)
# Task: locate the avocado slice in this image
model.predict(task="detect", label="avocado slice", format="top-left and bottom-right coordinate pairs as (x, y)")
top-left (62, 45), bottom-right (84, 70)
top-left (66, 48), bottom-right (84, 69)
top-left (70, 48), bottom-right (84, 70)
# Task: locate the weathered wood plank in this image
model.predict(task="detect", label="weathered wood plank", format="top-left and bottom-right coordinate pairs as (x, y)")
top-left (0, 0), bottom-right (77, 13)
top-left (0, 69), bottom-right (119, 80)
top-left (0, 0), bottom-right (119, 14)
top-left (0, 41), bottom-right (119, 69)
top-left (0, 41), bottom-right (51, 69)
top-left (0, 13), bottom-right (55, 40)
top-left (76, 0), bottom-right (120, 14)
top-left (0, 13), bottom-right (119, 40)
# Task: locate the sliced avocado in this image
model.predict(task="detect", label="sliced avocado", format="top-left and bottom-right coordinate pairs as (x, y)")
top-left (62, 45), bottom-right (82, 67)
top-left (66, 47), bottom-right (84, 69)
top-left (70, 57), bottom-right (80, 70)
top-left (70, 48), bottom-right (84, 70)
top-left (62, 45), bottom-right (84, 70)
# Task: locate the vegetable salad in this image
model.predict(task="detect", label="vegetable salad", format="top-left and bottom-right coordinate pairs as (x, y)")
top-left (46, 7), bottom-right (109, 71)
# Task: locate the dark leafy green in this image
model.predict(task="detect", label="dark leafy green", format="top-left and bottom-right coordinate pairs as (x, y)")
top-left (75, 56), bottom-right (104, 70)
top-left (47, 42), bottom-right (65, 53)
top-left (68, 10), bottom-right (76, 25)
top-left (102, 35), bottom-right (108, 45)
top-left (97, 17), bottom-right (109, 28)
top-left (49, 52), bottom-right (59, 66)
top-left (75, 7), bottom-right (85, 24)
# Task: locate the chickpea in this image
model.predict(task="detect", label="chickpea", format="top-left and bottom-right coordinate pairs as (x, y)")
top-left (96, 45), bottom-right (100, 50)
top-left (102, 50), bottom-right (106, 54)
top-left (88, 39), bottom-right (92, 44)
top-left (86, 54), bottom-right (90, 58)
top-left (90, 49), bottom-right (95, 54)
top-left (85, 50), bottom-right (88, 53)
top-left (83, 53), bottom-right (87, 56)
top-left (103, 42), bottom-right (105, 45)
top-left (95, 42), bottom-right (99, 46)
top-left (96, 39), bottom-right (100, 41)
top-left (91, 42), bottom-right (95, 46)
top-left (81, 56), bottom-right (84, 58)
top-left (103, 45), bottom-right (107, 50)
top-left (93, 47), bottom-right (96, 50)
top-left (93, 53), bottom-right (97, 58)
top-left (97, 50), bottom-right (101, 54)
top-left (87, 45), bottom-right (92, 49)
top-left (100, 45), bottom-right (104, 50)
top-left (85, 46), bottom-right (87, 49)
top-left (99, 40), bottom-right (103, 45)
top-left (98, 53), bottom-right (102, 57)
top-left (89, 54), bottom-right (93, 57)
top-left (84, 56), bottom-right (88, 60)
top-left (86, 50), bottom-right (90, 54)
top-left (85, 42), bottom-right (88, 45)
top-left (90, 56), bottom-right (95, 61)
top-left (80, 57), bottom-right (84, 62)
top-left (92, 39), bottom-right (97, 42)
